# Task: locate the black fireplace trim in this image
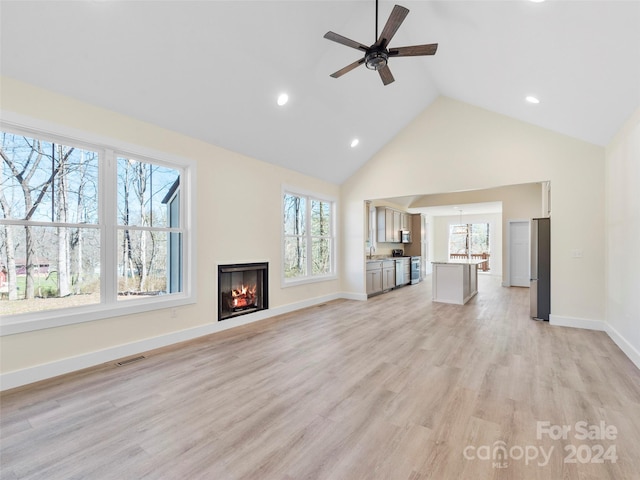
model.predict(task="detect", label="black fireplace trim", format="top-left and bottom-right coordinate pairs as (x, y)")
top-left (217, 262), bottom-right (269, 321)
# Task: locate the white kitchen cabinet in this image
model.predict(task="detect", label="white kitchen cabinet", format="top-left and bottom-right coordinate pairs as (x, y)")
top-left (382, 260), bottom-right (396, 291)
top-left (366, 261), bottom-right (383, 295)
top-left (376, 207), bottom-right (408, 243)
top-left (393, 211), bottom-right (401, 242)
top-left (386, 208), bottom-right (395, 242)
top-left (377, 207), bottom-right (390, 243)
top-left (401, 213), bottom-right (411, 232)
top-left (431, 260), bottom-right (483, 304)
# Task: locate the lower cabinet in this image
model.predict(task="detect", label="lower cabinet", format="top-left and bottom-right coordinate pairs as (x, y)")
top-left (366, 261), bottom-right (383, 295)
top-left (382, 260), bottom-right (395, 291)
top-left (367, 260), bottom-right (396, 296)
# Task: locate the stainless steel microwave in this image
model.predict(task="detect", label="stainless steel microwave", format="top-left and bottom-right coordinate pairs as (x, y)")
top-left (400, 231), bottom-right (411, 244)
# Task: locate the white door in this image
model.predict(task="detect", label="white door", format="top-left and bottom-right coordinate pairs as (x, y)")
top-left (509, 221), bottom-right (530, 287)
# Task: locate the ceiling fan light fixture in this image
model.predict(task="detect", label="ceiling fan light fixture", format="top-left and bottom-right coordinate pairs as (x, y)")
top-left (364, 50), bottom-right (388, 71)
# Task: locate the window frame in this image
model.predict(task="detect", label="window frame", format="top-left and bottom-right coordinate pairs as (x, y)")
top-left (0, 113), bottom-right (197, 336)
top-left (282, 186), bottom-right (337, 287)
top-left (448, 222), bottom-right (490, 259)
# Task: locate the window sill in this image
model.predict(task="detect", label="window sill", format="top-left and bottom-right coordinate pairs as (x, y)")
top-left (281, 274), bottom-right (337, 288)
top-left (0, 294), bottom-right (196, 336)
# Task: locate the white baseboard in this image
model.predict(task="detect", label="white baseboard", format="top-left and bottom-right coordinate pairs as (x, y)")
top-left (341, 291), bottom-right (368, 301)
top-left (0, 292), bottom-right (351, 392)
top-left (549, 314), bottom-right (606, 331)
top-left (605, 323), bottom-right (640, 370)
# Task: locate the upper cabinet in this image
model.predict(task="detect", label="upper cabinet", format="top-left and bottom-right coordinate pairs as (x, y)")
top-left (401, 213), bottom-right (411, 231)
top-left (376, 207), bottom-right (412, 243)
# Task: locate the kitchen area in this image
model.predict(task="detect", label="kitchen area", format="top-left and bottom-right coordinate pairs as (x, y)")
top-left (365, 203), bottom-right (426, 297)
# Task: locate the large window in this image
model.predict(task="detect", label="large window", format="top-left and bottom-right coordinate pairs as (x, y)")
top-left (449, 223), bottom-right (490, 268)
top-left (0, 124), bottom-right (194, 334)
top-left (116, 156), bottom-right (181, 299)
top-left (283, 190), bottom-right (335, 284)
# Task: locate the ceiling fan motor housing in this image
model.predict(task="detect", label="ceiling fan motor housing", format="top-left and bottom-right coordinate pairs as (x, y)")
top-left (365, 49), bottom-right (388, 70)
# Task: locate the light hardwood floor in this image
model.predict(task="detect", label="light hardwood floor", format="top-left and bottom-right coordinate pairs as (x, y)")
top-left (2, 276), bottom-right (640, 480)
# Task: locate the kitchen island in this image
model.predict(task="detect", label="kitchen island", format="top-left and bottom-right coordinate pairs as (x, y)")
top-left (431, 259), bottom-right (486, 305)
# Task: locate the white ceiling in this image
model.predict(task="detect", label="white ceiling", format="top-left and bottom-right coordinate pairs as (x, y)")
top-left (1, 1), bottom-right (639, 185)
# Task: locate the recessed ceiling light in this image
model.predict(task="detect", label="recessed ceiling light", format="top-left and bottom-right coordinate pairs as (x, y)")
top-left (277, 93), bottom-right (289, 106)
top-left (526, 95), bottom-right (540, 104)
top-left (529, 0), bottom-right (545, 3)
top-left (350, 138), bottom-right (359, 148)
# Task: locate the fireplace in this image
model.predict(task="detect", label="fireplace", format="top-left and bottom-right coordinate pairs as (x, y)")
top-left (218, 262), bottom-right (268, 321)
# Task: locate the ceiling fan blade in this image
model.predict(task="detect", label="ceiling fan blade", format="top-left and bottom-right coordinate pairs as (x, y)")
top-left (330, 58), bottom-right (366, 78)
top-left (375, 5), bottom-right (409, 50)
top-left (378, 65), bottom-right (395, 85)
top-left (388, 43), bottom-right (439, 57)
top-left (324, 31), bottom-right (369, 52)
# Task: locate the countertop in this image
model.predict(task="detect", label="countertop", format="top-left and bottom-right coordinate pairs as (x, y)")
top-left (431, 259), bottom-right (487, 265)
top-left (366, 256), bottom-right (411, 262)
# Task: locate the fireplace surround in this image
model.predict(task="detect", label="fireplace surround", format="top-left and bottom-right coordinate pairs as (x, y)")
top-left (218, 262), bottom-right (268, 321)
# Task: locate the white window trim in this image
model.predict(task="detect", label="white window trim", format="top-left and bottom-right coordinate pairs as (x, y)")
top-left (281, 185), bottom-right (337, 287)
top-left (0, 111), bottom-right (197, 336)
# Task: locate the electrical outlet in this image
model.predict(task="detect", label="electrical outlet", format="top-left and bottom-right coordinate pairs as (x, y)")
top-left (170, 308), bottom-right (177, 318)
top-left (571, 249), bottom-right (584, 258)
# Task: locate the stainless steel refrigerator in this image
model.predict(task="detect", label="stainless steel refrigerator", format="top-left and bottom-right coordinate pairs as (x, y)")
top-left (530, 217), bottom-right (550, 321)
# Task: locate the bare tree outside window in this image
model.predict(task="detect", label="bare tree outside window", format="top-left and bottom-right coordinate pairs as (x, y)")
top-left (1, 131), bottom-right (184, 316)
top-left (117, 157), bottom-right (180, 298)
top-left (449, 223), bottom-right (490, 270)
top-left (283, 194), bottom-right (306, 278)
top-left (283, 192), bottom-right (334, 281)
top-left (1, 132), bottom-right (100, 313)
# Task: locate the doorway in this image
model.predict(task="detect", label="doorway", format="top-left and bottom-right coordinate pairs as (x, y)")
top-left (508, 220), bottom-right (530, 287)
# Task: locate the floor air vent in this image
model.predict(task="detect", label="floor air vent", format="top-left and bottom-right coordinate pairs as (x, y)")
top-left (115, 355), bottom-right (146, 367)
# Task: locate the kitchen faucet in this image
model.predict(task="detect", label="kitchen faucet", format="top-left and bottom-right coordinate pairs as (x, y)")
top-left (368, 245), bottom-right (376, 259)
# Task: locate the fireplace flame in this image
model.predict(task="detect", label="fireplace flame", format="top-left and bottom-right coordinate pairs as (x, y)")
top-left (231, 283), bottom-right (257, 308)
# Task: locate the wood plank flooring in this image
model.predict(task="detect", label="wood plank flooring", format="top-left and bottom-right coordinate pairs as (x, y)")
top-left (2, 276), bottom-right (640, 479)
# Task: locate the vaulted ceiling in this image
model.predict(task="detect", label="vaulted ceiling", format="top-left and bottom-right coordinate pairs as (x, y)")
top-left (1, 1), bottom-right (639, 184)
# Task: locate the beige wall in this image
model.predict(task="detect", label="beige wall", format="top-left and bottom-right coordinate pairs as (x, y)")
top-left (0, 77), bottom-right (341, 374)
top-left (605, 106), bottom-right (640, 360)
top-left (341, 96), bottom-right (606, 323)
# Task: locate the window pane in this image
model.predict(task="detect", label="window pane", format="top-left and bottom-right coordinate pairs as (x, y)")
top-left (470, 223), bottom-right (489, 253)
top-left (311, 200), bottom-right (331, 236)
top-left (284, 236), bottom-right (306, 278)
top-left (117, 157), bottom-right (180, 228)
top-left (1, 132), bottom-right (99, 223)
top-left (449, 224), bottom-right (469, 255)
top-left (283, 194), bottom-right (305, 236)
top-left (312, 238), bottom-right (331, 275)
top-left (117, 229), bottom-right (180, 298)
top-left (0, 225), bottom-right (101, 314)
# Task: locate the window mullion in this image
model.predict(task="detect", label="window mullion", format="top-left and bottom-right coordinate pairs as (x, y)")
top-left (306, 197), bottom-right (313, 276)
top-left (102, 149), bottom-right (117, 305)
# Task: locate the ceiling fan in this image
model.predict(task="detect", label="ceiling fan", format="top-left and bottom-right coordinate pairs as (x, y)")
top-left (323, 0), bottom-right (438, 86)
